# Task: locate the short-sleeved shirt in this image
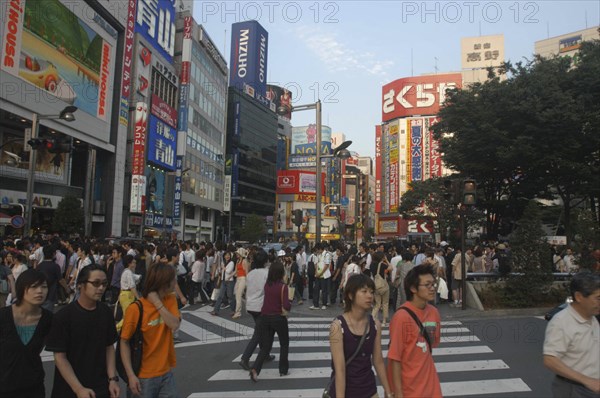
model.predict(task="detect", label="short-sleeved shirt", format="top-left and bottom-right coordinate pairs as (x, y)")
top-left (246, 268), bottom-right (268, 312)
top-left (387, 302), bottom-right (442, 398)
top-left (121, 294), bottom-right (179, 379)
top-left (46, 301), bottom-right (118, 398)
top-left (120, 268), bottom-right (140, 290)
top-left (543, 304), bottom-right (600, 379)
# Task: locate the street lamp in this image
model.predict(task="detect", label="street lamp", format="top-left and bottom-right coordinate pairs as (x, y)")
top-left (277, 101), bottom-right (351, 243)
top-left (25, 106), bottom-right (77, 235)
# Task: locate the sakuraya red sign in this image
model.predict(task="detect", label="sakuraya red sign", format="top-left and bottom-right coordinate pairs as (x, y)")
top-left (382, 73), bottom-right (462, 121)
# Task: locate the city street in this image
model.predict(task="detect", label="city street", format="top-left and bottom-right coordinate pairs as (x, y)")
top-left (42, 303), bottom-right (556, 397)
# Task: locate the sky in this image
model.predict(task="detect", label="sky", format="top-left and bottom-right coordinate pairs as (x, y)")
top-left (192, 1), bottom-right (600, 159)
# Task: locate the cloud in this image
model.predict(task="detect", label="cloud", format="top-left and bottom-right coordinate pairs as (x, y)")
top-left (295, 26), bottom-right (394, 78)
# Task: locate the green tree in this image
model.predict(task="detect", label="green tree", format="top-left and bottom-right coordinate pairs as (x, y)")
top-left (502, 201), bottom-right (553, 307)
top-left (432, 37), bottom-right (600, 241)
top-left (398, 177), bottom-right (457, 241)
top-left (238, 214), bottom-right (267, 243)
top-left (52, 195), bottom-right (84, 235)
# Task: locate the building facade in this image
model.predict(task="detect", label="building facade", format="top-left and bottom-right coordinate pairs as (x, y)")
top-left (175, 12), bottom-right (228, 242)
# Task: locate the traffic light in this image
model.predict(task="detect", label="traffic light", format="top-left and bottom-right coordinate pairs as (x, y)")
top-left (443, 179), bottom-right (461, 204)
top-left (27, 138), bottom-right (45, 150)
top-left (44, 138), bottom-right (71, 153)
top-left (293, 209), bottom-right (303, 227)
top-left (463, 179), bottom-right (477, 205)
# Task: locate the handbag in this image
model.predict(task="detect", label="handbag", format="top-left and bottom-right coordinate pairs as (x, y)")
top-left (398, 306), bottom-right (432, 353)
top-left (288, 274), bottom-right (296, 301)
top-left (116, 300), bottom-right (144, 385)
top-left (374, 262), bottom-right (388, 294)
top-left (280, 285), bottom-right (289, 317)
top-left (322, 317), bottom-right (370, 398)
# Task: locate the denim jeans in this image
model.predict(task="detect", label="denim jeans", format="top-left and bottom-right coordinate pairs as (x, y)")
top-left (135, 370), bottom-right (178, 398)
top-left (214, 280), bottom-right (235, 314)
top-left (313, 278), bottom-right (330, 307)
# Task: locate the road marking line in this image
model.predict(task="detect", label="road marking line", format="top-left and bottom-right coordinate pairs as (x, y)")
top-left (287, 317), bottom-right (462, 326)
top-left (209, 358), bottom-right (503, 381)
top-left (272, 334), bottom-right (479, 348)
top-left (188, 378), bottom-right (531, 397)
top-left (233, 345), bottom-right (494, 362)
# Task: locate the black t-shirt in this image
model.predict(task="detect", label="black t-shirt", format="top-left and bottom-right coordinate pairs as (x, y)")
top-left (37, 260), bottom-right (62, 303)
top-left (46, 301), bottom-right (118, 398)
top-left (0, 306), bottom-right (52, 397)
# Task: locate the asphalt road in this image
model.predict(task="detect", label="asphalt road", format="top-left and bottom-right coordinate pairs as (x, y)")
top-left (41, 301), bottom-right (556, 397)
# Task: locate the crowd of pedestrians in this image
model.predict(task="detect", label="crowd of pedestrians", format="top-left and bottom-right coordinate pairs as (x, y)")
top-left (0, 234), bottom-right (597, 398)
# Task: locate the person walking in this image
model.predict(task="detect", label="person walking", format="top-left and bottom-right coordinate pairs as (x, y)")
top-left (46, 265), bottom-right (120, 398)
top-left (120, 262), bottom-right (181, 398)
top-left (310, 243), bottom-right (331, 310)
top-left (0, 269), bottom-right (52, 398)
top-left (543, 271), bottom-right (600, 397)
top-left (232, 248), bottom-right (249, 319)
top-left (249, 261), bottom-right (291, 381)
top-left (387, 264), bottom-right (442, 398)
top-left (370, 252), bottom-right (391, 327)
top-left (116, 254), bottom-right (141, 331)
top-left (327, 273), bottom-right (392, 398)
top-left (211, 251), bottom-right (236, 316)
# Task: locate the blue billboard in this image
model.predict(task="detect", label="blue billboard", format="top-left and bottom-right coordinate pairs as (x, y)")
top-left (135, 0), bottom-right (176, 63)
top-left (229, 21), bottom-right (269, 103)
top-left (147, 115), bottom-right (177, 171)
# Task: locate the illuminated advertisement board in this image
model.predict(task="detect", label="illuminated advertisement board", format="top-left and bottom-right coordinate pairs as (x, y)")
top-left (382, 123), bottom-right (390, 214)
top-left (382, 73), bottom-right (462, 121)
top-left (423, 119), bottom-right (431, 180)
top-left (147, 115), bottom-right (176, 171)
top-left (229, 21), bottom-right (269, 104)
top-left (398, 119), bottom-right (408, 196)
top-left (266, 84), bottom-right (292, 119)
top-left (375, 125), bottom-right (382, 213)
top-left (135, 0), bottom-right (175, 63)
top-left (389, 121), bottom-right (399, 213)
top-left (1, 0), bottom-right (117, 142)
top-left (276, 170), bottom-right (326, 195)
top-left (291, 125), bottom-right (332, 155)
top-left (410, 118), bottom-right (423, 181)
top-left (145, 165), bottom-right (165, 213)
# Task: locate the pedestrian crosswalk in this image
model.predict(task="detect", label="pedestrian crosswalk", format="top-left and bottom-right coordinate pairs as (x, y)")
top-left (187, 316), bottom-right (532, 397)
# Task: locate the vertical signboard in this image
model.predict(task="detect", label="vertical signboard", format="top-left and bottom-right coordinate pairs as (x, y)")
top-left (229, 20), bottom-right (269, 104)
top-left (398, 119), bottom-right (408, 196)
top-left (223, 175), bottom-right (232, 212)
top-left (130, 102), bottom-right (148, 213)
top-left (173, 156), bottom-right (182, 219)
top-left (375, 125), bottom-right (382, 213)
top-left (135, 0), bottom-right (176, 62)
top-left (147, 115), bottom-right (176, 171)
top-left (178, 15), bottom-right (192, 133)
top-left (136, 43), bottom-right (152, 97)
top-left (120, 0), bottom-right (137, 126)
top-left (423, 118), bottom-right (431, 180)
top-left (389, 121), bottom-right (399, 213)
top-left (382, 123), bottom-right (390, 214)
top-left (406, 119), bottom-right (412, 184)
top-left (410, 118), bottom-right (423, 182)
top-left (429, 117), bottom-right (442, 177)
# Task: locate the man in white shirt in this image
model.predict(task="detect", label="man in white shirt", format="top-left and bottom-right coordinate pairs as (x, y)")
top-left (310, 243), bottom-right (331, 310)
top-left (543, 271), bottom-right (600, 397)
top-left (563, 248), bottom-right (578, 273)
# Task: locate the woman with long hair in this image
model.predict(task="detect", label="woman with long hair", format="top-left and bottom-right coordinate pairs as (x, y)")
top-left (370, 252), bottom-right (391, 327)
top-left (0, 269), bottom-right (52, 398)
top-left (211, 251), bottom-right (236, 316)
top-left (120, 262), bottom-right (181, 398)
top-left (250, 261), bottom-right (291, 382)
top-left (327, 274), bottom-right (392, 398)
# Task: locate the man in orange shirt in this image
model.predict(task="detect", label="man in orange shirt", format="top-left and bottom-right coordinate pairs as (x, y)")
top-left (120, 262), bottom-right (181, 398)
top-left (387, 264), bottom-right (442, 398)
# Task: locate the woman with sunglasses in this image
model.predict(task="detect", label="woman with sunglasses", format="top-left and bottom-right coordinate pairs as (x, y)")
top-left (0, 269), bottom-right (51, 398)
top-left (46, 265), bottom-right (120, 398)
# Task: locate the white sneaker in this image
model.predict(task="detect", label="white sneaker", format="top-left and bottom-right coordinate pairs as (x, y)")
top-left (321, 305), bottom-right (327, 310)
top-left (309, 305), bottom-right (319, 310)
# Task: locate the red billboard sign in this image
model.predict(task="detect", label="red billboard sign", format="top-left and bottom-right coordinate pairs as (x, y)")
top-left (151, 94), bottom-right (177, 129)
top-left (276, 170), bottom-right (325, 195)
top-left (382, 74), bottom-right (462, 121)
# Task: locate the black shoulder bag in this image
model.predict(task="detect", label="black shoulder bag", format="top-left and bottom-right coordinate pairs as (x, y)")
top-left (398, 306), bottom-right (432, 353)
top-left (322, 317), bottom-right (371, 398)
top-left (116, 300), bottom-right (144, 385)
